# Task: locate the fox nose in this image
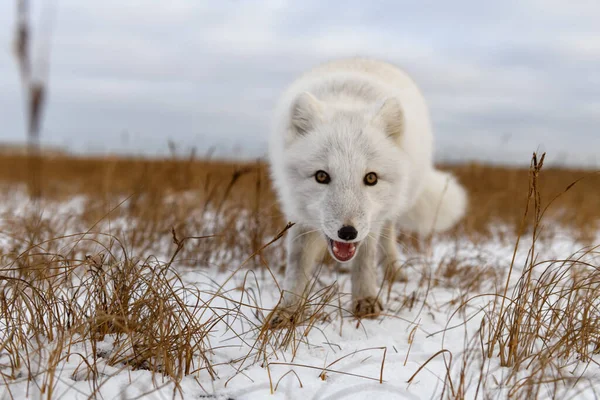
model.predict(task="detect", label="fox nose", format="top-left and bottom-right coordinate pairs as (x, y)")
top-left (337, 225), bottom-right (358, 241)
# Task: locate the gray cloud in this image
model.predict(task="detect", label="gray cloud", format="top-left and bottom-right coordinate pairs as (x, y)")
top-left (0, 0), bottom-right (598, 166)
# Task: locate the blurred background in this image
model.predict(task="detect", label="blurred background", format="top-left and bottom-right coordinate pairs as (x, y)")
top-left (0, 0), bottom-right (599, 167)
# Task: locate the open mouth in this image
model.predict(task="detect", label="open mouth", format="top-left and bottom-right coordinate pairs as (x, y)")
top-left (327, 237), bottom-right (359, 263)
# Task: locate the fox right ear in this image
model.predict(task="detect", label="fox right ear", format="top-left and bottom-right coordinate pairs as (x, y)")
top-left (290, 92), bottom-right (323, 135)
top-left (372, 98), bottom-right (404, 140)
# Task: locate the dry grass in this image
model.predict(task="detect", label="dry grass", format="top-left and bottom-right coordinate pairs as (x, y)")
top-left (0, 188), bottom-right (284, 398)
top-left (483, 155), bottom-right (600, 398)
top-left (0, 151), bottom-right (597, 399)
top-left (408, 154), bottom-right (600, 399)
top-left (450, 161), bottom-right (600, 240)
top-left (0, 144), bottom-right (600, 398)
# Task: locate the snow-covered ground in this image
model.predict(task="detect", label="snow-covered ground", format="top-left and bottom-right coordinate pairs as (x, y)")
top-left (0, 193), bottom-right (598, 399)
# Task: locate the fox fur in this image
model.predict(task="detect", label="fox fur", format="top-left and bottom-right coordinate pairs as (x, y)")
top-left (268, 57), bottom-right (467, 319)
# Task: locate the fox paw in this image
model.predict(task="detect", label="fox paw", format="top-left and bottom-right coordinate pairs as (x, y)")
top-left (353, 297), bottom-right (383, 319)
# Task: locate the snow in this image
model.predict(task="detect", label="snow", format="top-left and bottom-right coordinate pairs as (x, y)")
top-left (0, 193), bottom-right (599, 399)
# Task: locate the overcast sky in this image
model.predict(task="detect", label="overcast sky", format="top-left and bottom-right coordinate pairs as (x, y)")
top-left (0, 0), bottom-right (599, 166)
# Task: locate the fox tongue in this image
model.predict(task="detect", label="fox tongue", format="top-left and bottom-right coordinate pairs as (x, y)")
top-left (332, 240), bottom-right (356, 261)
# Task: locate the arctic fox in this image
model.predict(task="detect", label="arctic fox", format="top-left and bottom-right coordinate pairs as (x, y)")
top-left (268, 58), bottom-right (467, 321)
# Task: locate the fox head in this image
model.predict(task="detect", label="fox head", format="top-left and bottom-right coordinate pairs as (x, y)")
top-left (279, 92), bottom-right (412, 263)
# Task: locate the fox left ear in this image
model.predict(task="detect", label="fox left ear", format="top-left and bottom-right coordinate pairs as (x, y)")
top-left (372, 98), bottom-right (404, 140)
top-left (289, 92), bottom-right (323, 136)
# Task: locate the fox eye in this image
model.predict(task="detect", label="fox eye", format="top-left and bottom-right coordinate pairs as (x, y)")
top-left (364, 172), bottom-right (378, 186)
top-left (315, 170), bottom-right (331, 184)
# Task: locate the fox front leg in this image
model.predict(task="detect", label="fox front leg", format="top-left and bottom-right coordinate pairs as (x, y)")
top-left (351, 234), bottom-right (383, 319)
top-left (270, 224), bottom-right (326, 328)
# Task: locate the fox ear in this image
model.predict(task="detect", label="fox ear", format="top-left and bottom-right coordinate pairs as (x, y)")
top-left (290, 92), bottom-right (323, 135)
top-left (372, 98), bottom-right (404, 140)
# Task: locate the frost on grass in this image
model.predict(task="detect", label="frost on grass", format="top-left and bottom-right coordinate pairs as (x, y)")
top-left (0, 185), bottom-right (599, 399)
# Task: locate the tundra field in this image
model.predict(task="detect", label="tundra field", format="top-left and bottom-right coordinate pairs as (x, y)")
top-left (0, 153), bottom-right (599, 399)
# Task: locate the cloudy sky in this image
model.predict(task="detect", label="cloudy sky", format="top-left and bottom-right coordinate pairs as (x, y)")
top-left (0, 0), bottom-right (599, 166)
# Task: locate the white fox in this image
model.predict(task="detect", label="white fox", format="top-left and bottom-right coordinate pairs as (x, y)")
top-left (268, 58), bottom-right (467, 320)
